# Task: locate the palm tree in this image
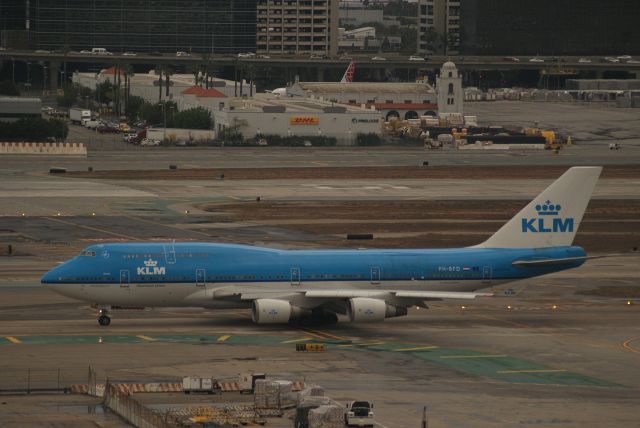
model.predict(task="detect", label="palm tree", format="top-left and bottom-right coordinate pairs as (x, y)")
top-left (155, 66), bottom-right (164, 102)
top-left (164, 65), bottom-right (174, 98)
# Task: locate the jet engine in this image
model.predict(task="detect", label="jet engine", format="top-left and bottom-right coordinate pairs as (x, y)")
top-left (251, 299), bottom-right (309, 324)
top-left (347, 298), bottom-right (408, 322)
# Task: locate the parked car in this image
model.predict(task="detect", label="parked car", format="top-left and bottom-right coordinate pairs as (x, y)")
top-left (617, 55), bottom-right (632, 60)
top-left (529, 57), bottom-right (544, 63)
top-left (371, 56), bottom-right (386, 61)
top-left (79, 50), bottom-right (92, 54)
top-left (35, 49), bottom-right (51, 54)
top-left (97, 125), bottom-right (119, 134)
top-left (237, 52), bottom-right (255, 58)
top-left (122, 52), bottom-right (137, 56)
top-left (176, 51), bottom-right (190, 57)
top-left (627, 59), bottom-right (640, 64)
top-left (140, 138), bottom-right (160, 147)
top-left (604, 57), bottom-right (620, 63)
top-left (578, 58), bottom-right (592, 63)
top-left (409, 55), bottom-right (425, 61)
top-left (258, 55), bottom-right (271, 59)
top-left (502, 56), bottom-right (520, 62)
top-left (310, 54), bottom-right (326, 59)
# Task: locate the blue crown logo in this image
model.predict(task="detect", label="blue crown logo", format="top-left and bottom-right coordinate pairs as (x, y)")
top-left (535, 200), bottom-right (561, 216)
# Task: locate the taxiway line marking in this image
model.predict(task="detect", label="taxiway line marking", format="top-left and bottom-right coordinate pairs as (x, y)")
top-left (622, 337), bottom-right (640, 354)
top-left (336, 344), bottom-right (354, 348)
top-left (440, 354), bottom-right (508, 359)
top-left (5, 336), bottom-right (21, 344)
top-left (217, 335), bottom-right (231, 342)
top-left (300, 328), bottom-right (348, 341)
top-left (227, 196), bottom-right (241, 200)
top-left (311, 161), bottom-right (329, 166)
top-left (497, 369), bottom-right (567, 374)
top-left (356, 341), bottom-right (385, 347)
top-left (136, 335), bottom-right (155, 342)
top-left (281, 338), bottom-right (313, 344)
top-left (45, 217), bottom-right (140, 241)
top-left (393, 346), bottom-right (439, 352)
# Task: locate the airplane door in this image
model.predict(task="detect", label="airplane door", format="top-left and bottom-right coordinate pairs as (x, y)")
top-left (120, 270), bottom-right (130, 288)
top-left (196, 269), bottom-right (205, 287)
top-left (290, 268), bottom-right (300, 286)
top-left (482, 266), bottom-right (492, 284)
top-left (371, 266), bottom-right (381, 285)
top-left (164, 243), bottom-right (176, 265)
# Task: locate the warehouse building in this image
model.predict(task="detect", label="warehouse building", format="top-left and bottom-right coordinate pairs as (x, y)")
top-left (0, 97), bottom-right (41, 123)
top-left (212, 95), bottom-right (381, 145)
top-left (286, 80), bottom-right (437, 121)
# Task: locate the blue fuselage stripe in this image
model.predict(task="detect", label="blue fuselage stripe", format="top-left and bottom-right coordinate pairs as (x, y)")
top-left (41, 243), bottom-right (587, 286)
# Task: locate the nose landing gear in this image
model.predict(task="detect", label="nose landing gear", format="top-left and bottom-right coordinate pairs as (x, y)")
top-left (98, 308), bottom-right (111, 326)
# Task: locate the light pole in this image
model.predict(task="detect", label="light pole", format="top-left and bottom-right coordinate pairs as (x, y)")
top-left (162, 101), bottom-right (167, 141)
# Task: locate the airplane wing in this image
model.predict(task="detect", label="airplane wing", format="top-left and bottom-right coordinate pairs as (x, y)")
top-left (185, 286), bottom-right (491, 307)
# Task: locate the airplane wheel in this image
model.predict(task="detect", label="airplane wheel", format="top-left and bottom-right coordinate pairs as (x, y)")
top-left (98, 315), bottom-right (111, 326)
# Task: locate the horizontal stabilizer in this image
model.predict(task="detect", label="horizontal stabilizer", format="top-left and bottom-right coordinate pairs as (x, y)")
top-left (512, 255), bottom-right (609, 267)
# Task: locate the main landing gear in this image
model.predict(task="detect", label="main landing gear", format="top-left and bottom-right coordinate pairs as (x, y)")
top-left (98, 308), bottom-right (111, 326)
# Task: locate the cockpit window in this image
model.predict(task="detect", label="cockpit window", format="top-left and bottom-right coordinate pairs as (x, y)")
top-left (80, 250), bottom-right (96, 257)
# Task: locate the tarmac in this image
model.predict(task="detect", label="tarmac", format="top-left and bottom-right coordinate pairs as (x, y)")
top-left (0, 101), bottom-right (639, 427)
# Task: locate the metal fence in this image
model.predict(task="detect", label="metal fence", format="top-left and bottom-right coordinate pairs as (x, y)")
top-left (103, 382), bottom-right (172, 428)
top-left (0, 368), bottom-right (87, 394)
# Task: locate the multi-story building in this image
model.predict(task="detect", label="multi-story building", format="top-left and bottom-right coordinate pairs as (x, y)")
top-left (256, 0), bottom-right (338, 56)
top-left (417, 0), bottom-right (460, 56)
top-left (22, 0), bottom-right (258, 54)
top-left (419, 0), bottom-right (640, 56)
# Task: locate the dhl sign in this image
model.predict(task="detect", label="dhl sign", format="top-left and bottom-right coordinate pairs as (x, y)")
top-left (290, 116), bottom-right (320, 125)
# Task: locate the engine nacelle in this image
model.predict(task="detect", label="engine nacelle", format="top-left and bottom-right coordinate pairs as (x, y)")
top-left (252, 299), bottom-right (292, 324)
top-left (348, 298), bottom-right (408, 322)
top-left (251, 299), bottom-right (311, 324)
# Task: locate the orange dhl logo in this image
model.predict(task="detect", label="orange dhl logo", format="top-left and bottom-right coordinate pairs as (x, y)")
top-left (290, 117), bottom-right (319, 125)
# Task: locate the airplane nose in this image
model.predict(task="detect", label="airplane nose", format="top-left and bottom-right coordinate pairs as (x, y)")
top-left (41, 264), bottom-right (63, 284)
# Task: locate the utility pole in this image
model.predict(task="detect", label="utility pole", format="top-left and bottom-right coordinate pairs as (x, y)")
top-left (421, 406), bottom-right (428, 428)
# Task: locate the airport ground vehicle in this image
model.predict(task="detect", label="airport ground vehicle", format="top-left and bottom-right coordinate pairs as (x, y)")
top-left (69, 108), bottom-right (91, 125)
top-left (345, 401), bottom-right (375, 427)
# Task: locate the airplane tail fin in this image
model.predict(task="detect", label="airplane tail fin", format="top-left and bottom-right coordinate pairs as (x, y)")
top-left (340, 62), bottom-right (355, 83)
top-left (475, 166), bottom-right (602, 249)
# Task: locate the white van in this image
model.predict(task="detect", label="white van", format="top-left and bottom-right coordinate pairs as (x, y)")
top-left (91, 48), bottom-right (111, 55)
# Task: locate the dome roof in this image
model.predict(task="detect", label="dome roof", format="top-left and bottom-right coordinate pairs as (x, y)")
top-left (442, 61), bottom-right (457, 69)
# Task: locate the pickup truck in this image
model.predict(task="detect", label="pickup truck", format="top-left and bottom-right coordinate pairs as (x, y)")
top-left (345, 401), bottom-right (375, 427)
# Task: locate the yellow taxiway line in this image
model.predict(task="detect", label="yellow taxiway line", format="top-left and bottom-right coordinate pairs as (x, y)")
top-left (217, 335), bottom-right (231, 342)
top-left (497, 369), bottom-right (567, 374)
top-left (393, 346), bottom-right (439, 352)
top-left (299, 328), bottom-right (348, 342)
top-left (622, 337), bottom-right (640, 354)
top-left (136, 335), bottom-right (155, 342)
top-left (5, 336), bottom-right (21, 344)
top-left (281, 337), bottom-right (314, 344)
top-left (440, 354), bottom-right (508, 359)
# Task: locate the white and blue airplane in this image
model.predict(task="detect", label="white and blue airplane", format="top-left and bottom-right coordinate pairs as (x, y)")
top-left (42, 167), bottom-right (601, 326)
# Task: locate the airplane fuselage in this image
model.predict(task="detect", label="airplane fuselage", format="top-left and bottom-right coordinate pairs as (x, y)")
top-left (42, 242), bottom-right (586, 308)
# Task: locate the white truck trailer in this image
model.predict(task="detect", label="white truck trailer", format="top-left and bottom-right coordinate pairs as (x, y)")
top-left (182, 376), bottom-right (216, 394)
top-left (69, 108), bottom-right (91, 125)
top-left (146, 128), bottom-right (215, 143)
